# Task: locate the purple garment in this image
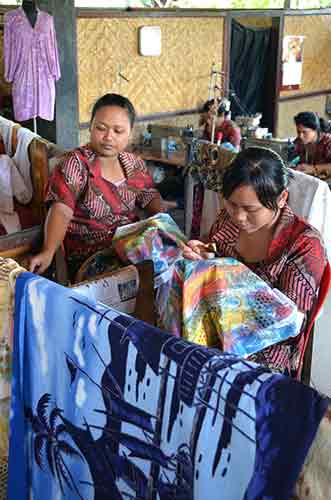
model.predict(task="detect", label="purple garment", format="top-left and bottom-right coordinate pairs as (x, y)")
top-left (4, 8), bottom-right (61, 122)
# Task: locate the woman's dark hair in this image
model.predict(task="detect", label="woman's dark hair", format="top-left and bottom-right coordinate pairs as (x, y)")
top-left (222, 147), bottom-right (293, 211)
top-left (294, 111), bottom-right (331, 134)
top-left (201, 99), bottom-right (230, 118)
top-left (201, 99), bottom-right (215, 113)
top-left (91, 93), bottom-right (136, 128)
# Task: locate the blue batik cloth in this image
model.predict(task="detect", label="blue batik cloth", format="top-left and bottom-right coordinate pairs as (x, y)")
top-left (8, 273), bottom-right (327, 500)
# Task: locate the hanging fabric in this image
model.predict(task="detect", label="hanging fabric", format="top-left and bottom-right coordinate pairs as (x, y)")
top-left (8, 271), bottom-right (327, 499)
top-left (230, 20), bottom-right (271, 118)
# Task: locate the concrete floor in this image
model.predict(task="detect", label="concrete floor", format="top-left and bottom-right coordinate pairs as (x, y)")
top-left (311, 288), bottom-right (331, 397)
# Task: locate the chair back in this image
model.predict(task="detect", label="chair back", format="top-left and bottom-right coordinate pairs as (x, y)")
top-left (296, 261), bottom-right (331, 381)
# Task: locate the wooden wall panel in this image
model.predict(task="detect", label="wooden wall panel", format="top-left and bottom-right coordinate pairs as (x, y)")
top-left (77, 16), bottom-right (224, 122)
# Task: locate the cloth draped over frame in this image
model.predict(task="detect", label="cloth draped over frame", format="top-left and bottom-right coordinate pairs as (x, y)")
top-left (8, 272), bottom-right (327, 499)
top-left (0, 118), bottom-right (39, 233)
top-left (0, 258), bottom-right (26, 500)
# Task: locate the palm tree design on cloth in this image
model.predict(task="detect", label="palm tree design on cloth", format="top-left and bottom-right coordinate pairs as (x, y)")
top-left (25, 393), bottom-right (84, 499)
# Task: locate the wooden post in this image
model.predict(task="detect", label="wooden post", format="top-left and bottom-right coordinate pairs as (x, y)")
top-left (38, 0), bottom-right (79, 149)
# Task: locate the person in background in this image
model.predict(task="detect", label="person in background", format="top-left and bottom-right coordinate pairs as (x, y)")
top-left (199, 97), bottom-right (241, 150)
top-left (29, 93), bottom-right (161, 278)
top-left (294, 112), bottom-right (331, 176)
top-left (182, 147), bottom-right (327, 376)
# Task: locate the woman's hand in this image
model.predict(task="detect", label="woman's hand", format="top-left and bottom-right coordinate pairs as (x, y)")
top-left (296, 163), bottom-right (317, 175)
top-left (181, 240), bottom-right (215, 260)
top-left (29, 249), bottom-right (54, 274)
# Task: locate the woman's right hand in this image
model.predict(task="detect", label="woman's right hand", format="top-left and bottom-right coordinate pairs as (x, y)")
top-left (182, 240), bottom-right (214, 260)
top-left (29, 249), bottom-right (54, 274)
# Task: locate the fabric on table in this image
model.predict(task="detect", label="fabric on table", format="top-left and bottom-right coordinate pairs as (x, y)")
top-left (157, 257), bottom-right (304, 356)
top-left (8, 271), bottom-right (327, 500)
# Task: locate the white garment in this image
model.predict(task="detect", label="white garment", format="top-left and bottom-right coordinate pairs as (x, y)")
top-left (0, 154), bottom-right (31, 233)
top-left (0, 122), bottom-right (38, 233)
top-left (288, 170), bottom-right (331, 261)
top-left (200, 189), bottom-right (222, 240)
top-left (12, 126), bottom-right (39, 201)
top-left (0, 115), bottom-right (15, 156)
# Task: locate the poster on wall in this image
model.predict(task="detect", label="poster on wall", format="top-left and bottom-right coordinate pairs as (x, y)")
top-left (281, 35), bottom-right (305, 91)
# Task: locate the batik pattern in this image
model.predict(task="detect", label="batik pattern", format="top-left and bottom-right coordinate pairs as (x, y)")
top-left (157, 258), bottom-right (304, 356)
top-left (8, 273), bottom-right (327, 500)
top-left (113, 213), bottom-right (187, 285)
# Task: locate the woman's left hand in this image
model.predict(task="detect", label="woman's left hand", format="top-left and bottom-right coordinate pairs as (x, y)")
top-left (296, 163), bottom-right (317, 175)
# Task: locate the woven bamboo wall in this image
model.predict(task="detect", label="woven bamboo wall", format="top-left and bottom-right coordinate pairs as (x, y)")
top-left (281, 15), bottom-right (331, 97)
top-left (77, 16), bottom-right (224, 123)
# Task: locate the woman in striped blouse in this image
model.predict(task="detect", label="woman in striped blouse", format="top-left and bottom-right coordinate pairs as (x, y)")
top-left (183, 147), bottom-right (327, 375)
top-left (29, 93), bottom-right (161, 278)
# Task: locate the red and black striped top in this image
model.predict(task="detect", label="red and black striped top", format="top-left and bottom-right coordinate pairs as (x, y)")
top-left (209, 204), bottom-right (327, 373)
top-left (45, 144), bottom-right (159, 262)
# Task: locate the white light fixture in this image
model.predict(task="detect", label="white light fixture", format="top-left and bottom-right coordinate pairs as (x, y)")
top-left (138, 26), bottom-right (162, 57)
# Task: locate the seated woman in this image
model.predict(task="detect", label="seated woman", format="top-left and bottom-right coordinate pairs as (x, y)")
top-left (183, 147), bottom-right (327, 375)
top-left (29, 93), bottom-right (161, 278)
top-left (294, 111), bottom-right (331, 176)
top-left (199, 98), bottom-right (241, 150)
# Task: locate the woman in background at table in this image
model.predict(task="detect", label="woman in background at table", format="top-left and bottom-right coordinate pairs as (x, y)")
top-left (294, 111), bottom-right (331, 177)
top-left (199, 97), bottom-right (241, 150)
top-left (183, 147), bottom-right (327, 375)
top-left (29, 93), bottom-right (162, 278)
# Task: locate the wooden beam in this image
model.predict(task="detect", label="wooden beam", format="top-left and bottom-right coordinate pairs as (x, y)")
top-left (279, 89), bottom-right (331, 102)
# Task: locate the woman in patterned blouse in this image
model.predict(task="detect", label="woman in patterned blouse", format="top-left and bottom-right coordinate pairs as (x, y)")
top-left (29, 93), bottom-right (161, 276)
top-left (182, 147), bottom-right (327, 375)
top-left (294, 112), bottom-right (331, 177)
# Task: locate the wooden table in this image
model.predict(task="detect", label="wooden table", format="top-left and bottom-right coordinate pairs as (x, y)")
top-left (132, 146), bottom-right (187, 168)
